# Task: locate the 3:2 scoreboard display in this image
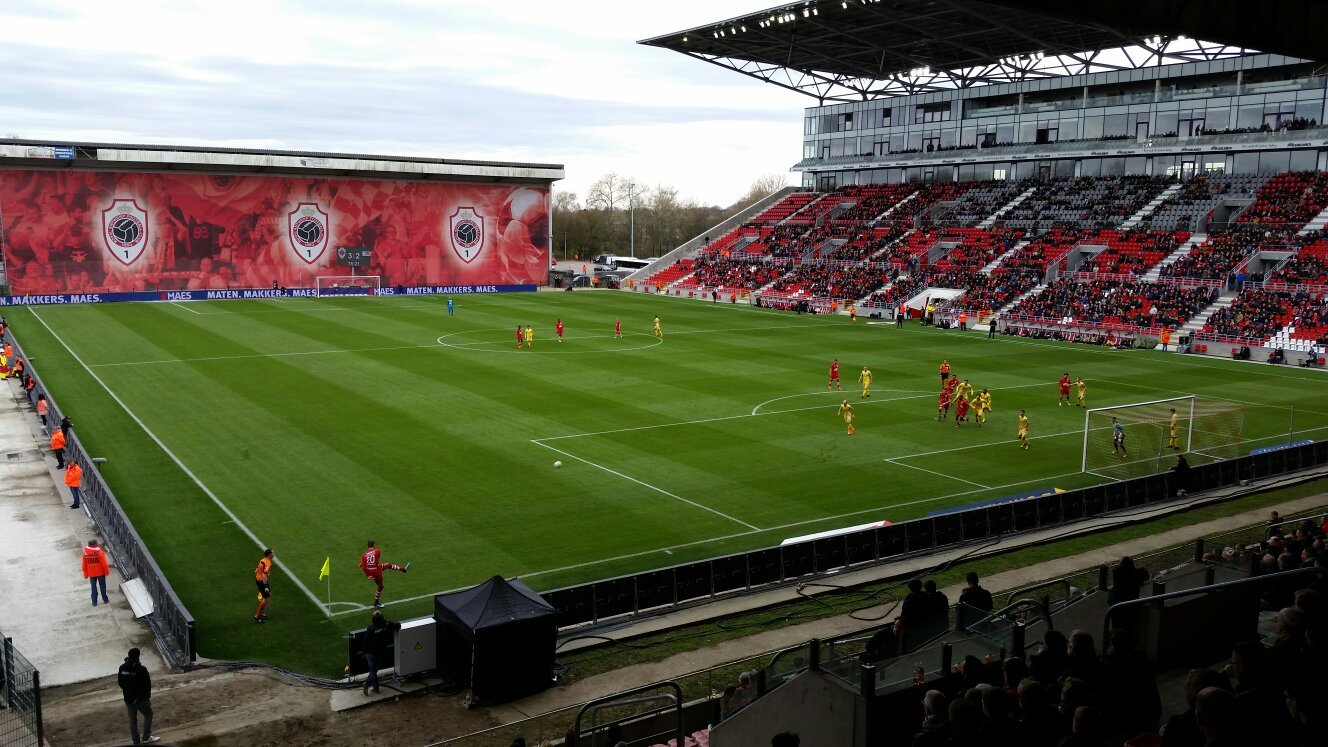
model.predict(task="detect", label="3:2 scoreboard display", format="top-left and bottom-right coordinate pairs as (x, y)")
top-left (336, 246), bottom-right (372, 267)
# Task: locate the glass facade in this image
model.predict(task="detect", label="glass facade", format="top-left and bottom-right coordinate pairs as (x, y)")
top-left (799, 55), bottom-right (1328, 187)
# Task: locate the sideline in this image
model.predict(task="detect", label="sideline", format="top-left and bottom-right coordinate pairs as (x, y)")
top-left (27, 307), bottom-right (331, 615)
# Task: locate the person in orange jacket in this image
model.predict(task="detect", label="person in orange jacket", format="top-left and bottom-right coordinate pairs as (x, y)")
top-left (36, 394), bottom-right (48, 430)
top-left (51, 427), bottom-right (66, 468)
top-left (66, 461), bottom-right (83, 509)
top-left (83, 538), bottom-right (110, 605)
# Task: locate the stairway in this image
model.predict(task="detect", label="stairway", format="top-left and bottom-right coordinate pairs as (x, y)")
top-left (1298, 203), bottom-right (1328, 235)
top-left (995, 282), bottom-right (1047, 316)
top-left (1180, 290), bottom-right (1237, 335)
top-left (980, 239), bottom-right (1030, 276)
top-left (978, 186), bottom-right (1039, 229)
top-left (1119, 183), bottom-right (1183, 229)
top-left (778, 193), bottom-right (832, 226)
top-left (1143, 233), bottom-right (1207, 281)
top-left (872, 193), bottom-right (917, 224)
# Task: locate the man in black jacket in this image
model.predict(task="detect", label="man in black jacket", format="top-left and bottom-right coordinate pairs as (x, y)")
top-left (362, 610), bottom-right (401, 695)
top-left (117, 647), bottom-right (160, 744)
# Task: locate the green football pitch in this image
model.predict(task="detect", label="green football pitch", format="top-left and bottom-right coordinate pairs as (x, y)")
top-left (14, 291), bottom-right (1328, 673)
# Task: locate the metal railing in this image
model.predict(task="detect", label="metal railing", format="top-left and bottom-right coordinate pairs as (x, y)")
top-left (1103, 566), bottom-right (1324, 644)
top-left (0, 635), bottom-right (42, 747)
top-left (7, 329), bottom-right (196, 665)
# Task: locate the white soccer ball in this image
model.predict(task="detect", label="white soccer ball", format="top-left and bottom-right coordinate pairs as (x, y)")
top-left (554, 460), bottom-right (563, 469)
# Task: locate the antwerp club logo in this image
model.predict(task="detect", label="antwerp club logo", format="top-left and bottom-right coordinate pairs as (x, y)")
top-left (447, 206), bottom-right (486, 264)
top-left (100, 198), bottom-right (150, 266)
top-left (287, 202), bottom-right (330, 264)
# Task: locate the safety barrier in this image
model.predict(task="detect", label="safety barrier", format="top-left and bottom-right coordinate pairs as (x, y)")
top-left (0, 634), bottom-right (42, 747)
top-left (542, 441), bottom-right (1328, 628)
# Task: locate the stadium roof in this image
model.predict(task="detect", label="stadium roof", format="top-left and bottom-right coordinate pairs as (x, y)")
top-left (641, 0), bottom-right (1318, 103)
top-left (0, 138), bottom-right (564, 184)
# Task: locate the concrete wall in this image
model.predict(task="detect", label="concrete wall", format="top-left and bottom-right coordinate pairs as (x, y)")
top-left (710, 669), bottom-right (864, 747)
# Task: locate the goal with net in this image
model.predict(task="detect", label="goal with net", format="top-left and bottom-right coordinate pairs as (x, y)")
top-left (1082, 395), bottom-right (1246, 481)
top-left (315, 275), bottom-right (381, 297)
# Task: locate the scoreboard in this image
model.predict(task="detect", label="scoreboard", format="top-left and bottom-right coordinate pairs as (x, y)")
top-left (336, 246), bottom-right (372, 267)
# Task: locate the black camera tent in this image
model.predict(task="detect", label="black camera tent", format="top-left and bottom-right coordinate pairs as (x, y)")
top-left (434, 575), bottom-right (558, 702)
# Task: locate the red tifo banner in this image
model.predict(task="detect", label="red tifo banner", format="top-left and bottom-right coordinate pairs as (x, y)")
top-left (0, 169), bottom-right (550, 294)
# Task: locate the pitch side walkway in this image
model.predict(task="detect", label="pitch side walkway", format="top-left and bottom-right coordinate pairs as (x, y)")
top-left (0, 377), bottom-right (165, 688)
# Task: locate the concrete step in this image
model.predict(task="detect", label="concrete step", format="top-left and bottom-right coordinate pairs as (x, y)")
top-left (978, 185), bottom-right (1039, 229)
top-left (872, 192), bottom-right (917, 225)
top-left (1144, 233), bottom-right (1207, 282)
top-left (1180, 290), bottom-right (1237, 333)
top-left (1120, 182), bottom-right (1183, 229)
top-left (1298, 203), bottom-right (1328, 235)
top-left (996, 282), bottom-right (1047, 316)
top-left (980, 239), bottom-right (1030, 276)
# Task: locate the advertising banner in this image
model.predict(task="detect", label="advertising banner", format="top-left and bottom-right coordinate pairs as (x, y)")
top-left (0, 169), bottom-right (550, 294)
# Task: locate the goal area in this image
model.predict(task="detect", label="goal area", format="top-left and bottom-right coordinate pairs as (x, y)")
top-left (1082, 396), bottom-right (1246, 481)
top-left (315, 275), bottom-right (380, 297)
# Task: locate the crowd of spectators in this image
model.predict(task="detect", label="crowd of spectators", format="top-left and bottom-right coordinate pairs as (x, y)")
top-left (1196, 117), bottom-right (1319, 137)
top-left (943, 180), bottom-right (1036, 226)
top-left (1270, 239), bottom-right (1328, 287)
top-left (1009, 278), bottom-right (1217, 328)
top-left (684, 256), bottom-right (793, 292)
top-left (996, 175), bottom-right (1174, 231)
top-left (1077, 230), bottom-right (1188, 277)
top-left (766, 262), bottom-right (890, 301)
top-left (1204, 288), bottom-right (1325, 342)
top-left (1160, 225), bottom-right (1299, 281)
top-left (819, 226), bottom-right (910, 262)
top-left (1236, 171), bottom-right (1328, 226)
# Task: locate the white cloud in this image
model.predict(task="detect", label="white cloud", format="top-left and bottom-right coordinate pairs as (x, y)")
top-left (0, 1), bottom-right (810, 204)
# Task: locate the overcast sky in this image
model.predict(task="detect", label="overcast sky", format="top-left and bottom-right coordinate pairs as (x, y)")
top-left (0, 0), bottom-right (809, 206)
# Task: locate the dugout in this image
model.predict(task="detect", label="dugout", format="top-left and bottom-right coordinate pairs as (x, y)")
top-left (434, 575), bottom-right (558, 703)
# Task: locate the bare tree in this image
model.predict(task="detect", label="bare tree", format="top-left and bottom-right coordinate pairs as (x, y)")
top-left (730, 173), bottom-right (792, 211)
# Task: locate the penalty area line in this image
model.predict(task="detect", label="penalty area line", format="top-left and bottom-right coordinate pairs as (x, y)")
top-left (530, 439), bottom-right (761, 532)
top-left (27, 307), bottom-right (333, 616)
top-left (885, 459), bottom-right (991, 489)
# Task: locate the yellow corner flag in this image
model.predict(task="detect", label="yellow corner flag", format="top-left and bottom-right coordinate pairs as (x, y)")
top-left (319, 556), bottom-right (331, 580)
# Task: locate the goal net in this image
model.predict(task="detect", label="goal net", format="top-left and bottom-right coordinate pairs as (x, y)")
top-left (1082, 396), bottom-right (1246, 480)
top-left (315, 275), bottom-right (381, 297)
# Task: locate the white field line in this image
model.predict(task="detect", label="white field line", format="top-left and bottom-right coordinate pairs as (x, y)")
top-left (168, 301), bottom-right (201, 315)
top-left (27, 308), bottom-right (331, 615)
top-left (751, 388), bottom-right (932, 415)
top-left (329, 468), bottom-right (1091, 616)
top-left (183, 303), bottom-right (442, 315)
top-left (529, 439), bottom-right (760, 531)
top-left (1092, 376), bottom-right (1328, 419)
top-left (541, 382), bottom-right (1053, 444)
top-left (982, 332), bottom-right (1328, 383)
top-left (885, 458), bottom-right (992, 489)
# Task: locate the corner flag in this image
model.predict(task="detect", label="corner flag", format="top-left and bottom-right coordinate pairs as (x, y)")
top-left (319, 556), bottom-right (331, 580)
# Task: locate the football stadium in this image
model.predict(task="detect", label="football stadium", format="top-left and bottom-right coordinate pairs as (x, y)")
top-left (3, 1), bottom-right (1328, 746)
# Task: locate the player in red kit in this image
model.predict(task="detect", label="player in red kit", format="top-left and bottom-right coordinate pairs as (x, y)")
top-left (516, 325), bottom-right (524, 349)
top-left (954, 395), bottom-right (970, 427)
top-left (936, 388), bottom-right (953, 420)
top-left (360, 540), bottom-right (410, 608)
top-left (1058, 373), bottom-right (1072, 406)
top-left (556, 319), bottom-right (565, 343)
top-left (614, 318), bottom-right (622, 338)
top-left (827, 359), bottom-right (842, 390)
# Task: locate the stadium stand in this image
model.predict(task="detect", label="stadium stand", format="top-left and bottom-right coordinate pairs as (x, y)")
top-left (939, 179), bottom-right (1033, 226)
top-left (1270, 237), bottom-right (1328, 286)
top-left (1144, 173), bottom-right (1270, 231)
top-left (1009, 277), bottom-right (1218, 329)
top-left (1237, 171), bottom-right (1328, 226)
top-left (678, 255), bottom-right (792, 294)
top-left (996, 175), bottom-right (1174, 231)
top-left (763, 262), bottom-right (891, 303)
top-left (1076, 229), bottom-right (1190, 277)
top-left (1160, 224), bottom-right (1297, 282)
top-left (1204, 286), bottom-right (1326, 342)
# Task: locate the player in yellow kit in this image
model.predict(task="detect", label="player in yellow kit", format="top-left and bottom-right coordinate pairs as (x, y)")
top-left (1075, 377), bottom-right (1087, 407)
top-left (652, 315), bottom-right (663, 339)
top-left (1016, 409), bottom-right (1030, 449)
top-left (1168, 407), bottom-right (1181, 449)
top-left (524, 324), bottom-right (534, 348)
top-left (858, 366), bottom-right (873, 398)
top-left (974, 388), bottom-right (992, 426)
top-left (838, 400), bottom-right (856, 435)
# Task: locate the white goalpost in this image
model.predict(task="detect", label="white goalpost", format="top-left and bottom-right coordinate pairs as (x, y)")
top-left (1082, 395), bottom-right (1246, 481)
top-left (315, 275), bottom-right (381, 298)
